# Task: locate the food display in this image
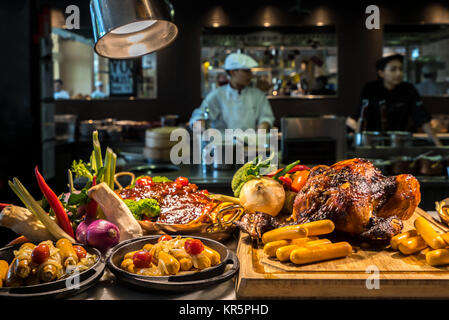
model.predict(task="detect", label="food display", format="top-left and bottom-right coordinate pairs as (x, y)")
top-left (235, 158), bottom-right (421, 242)
top-left (113, 175), bottom-right (244, 237)
top-left (119, 236), bottom-right (221, 276)
top-left (0, 239), bottom-right (96, 288)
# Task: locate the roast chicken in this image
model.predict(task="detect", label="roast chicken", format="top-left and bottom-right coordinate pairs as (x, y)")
top-left (236, 158), bottom-right (421, 241)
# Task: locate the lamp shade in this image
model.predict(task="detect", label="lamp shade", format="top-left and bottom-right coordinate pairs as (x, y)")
top-left (90, 0), bottom-right (178, 59)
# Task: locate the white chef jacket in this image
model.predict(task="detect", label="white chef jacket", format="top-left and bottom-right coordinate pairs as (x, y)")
top-left (190, 84), bottom-right (275, 130)
top-left (54, 90), bottom-right (70, 100)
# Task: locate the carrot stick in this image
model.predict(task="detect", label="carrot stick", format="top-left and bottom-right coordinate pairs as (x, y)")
top-left (6, 236), bottom-right (30, 247)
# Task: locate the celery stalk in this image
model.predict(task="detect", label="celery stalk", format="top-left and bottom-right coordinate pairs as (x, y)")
top-left (110, 152), bottom-right (117, 190)
top-left (93, 130), bottom-right (103, 173)
top-left (104, 148), bottom-right (112, 186)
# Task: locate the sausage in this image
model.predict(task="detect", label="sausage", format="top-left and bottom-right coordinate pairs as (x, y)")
top-left (121, 258), bottom-right (135, 273)
top-left (192, 253), bottom-right (211, 270)
top-left (390, 230), bottom-right (418, 250)
top-left (440, 232), bottom-right (449, 246)
top-left (290, 237), bottom-right (318, 246)
top-left (414, 217), bottom-right (446, 250)
top-left (426, 248), bottom-right (449, 266)
top-left (275, 239), bottom-right (332, 262)
top-left (262, 225), bottom-right (308, 244)
top-left (14, 242), bottom-right (35, 278)
top-left (169, 249), bottom-right (193, 271)
top-left (56, 238), bottom-right (79, 267)
top-left (157, 251), bottom-right (180, 275)
top-left (276, 245), bottom-right (301, 262)
top-left (0, 260), bottom-right (9, 287)
top-left (290, 242), bottom-right (352, 265)
top-left (263, 240), bottom-right (290, 257)
top-left (203, 246), bottom-right (221, 266)
top-left (124, 250), bottom-right (139, 261)
top-left (300, 220), bottom-right (335, 236)
top-left (5, 259), bottom-right (22, 287)
top-left (398, 236), bottom-right (428, 255)
top-left (37, 259), bottom-right (63, 283)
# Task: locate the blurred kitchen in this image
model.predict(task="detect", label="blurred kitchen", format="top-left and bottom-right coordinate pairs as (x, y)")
top-left (2, 0), bottom-right (449, 211)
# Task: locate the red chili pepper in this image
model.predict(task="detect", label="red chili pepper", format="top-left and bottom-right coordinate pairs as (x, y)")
top-left (0, 203), bottom-right (10, 211)
top-left (265, 168), bottom-right (283, 178)
top-left (288, 165), bottom-right (310, 173)
top-left (86, 176), bottom-right (98, 220)
top-left (35, 166), bottom-right (75, 238)
top-left (278, 176), bottom-right (293, 188)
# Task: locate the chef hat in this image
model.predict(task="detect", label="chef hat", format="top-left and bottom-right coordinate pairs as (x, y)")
top-left (223, 53), bottom-right (258, 70)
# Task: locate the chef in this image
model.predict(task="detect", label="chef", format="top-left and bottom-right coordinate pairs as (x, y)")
top-left (353, 54), bottom-right (442, 146)
top-left (91, 81), bottom-right (107, 99)
top-left (54, 79), bottom-right (70, 100)
top-left (190, 53), bottom-right (275, 131)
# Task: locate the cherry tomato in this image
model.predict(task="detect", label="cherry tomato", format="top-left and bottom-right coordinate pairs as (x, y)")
top-left (133, 250), bottom-right (152, 268)
top-left (73, 245), bottom-right (87, 260)
top-left (136, 177), bottom-right (154, 187)
top-left (157, 235), bottom-right (173, 242)
top-left (31, 243), bottom-right (50, 265)
top-left (184, 239), bottom-right (204, 255)
top-left (291, 170), bottom-right (310, 192)
top-left (175, 176), bottom-right (189, 186)
top-left (200, 189), bottom-right (209, 195)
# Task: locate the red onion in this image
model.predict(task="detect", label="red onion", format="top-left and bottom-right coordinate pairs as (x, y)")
top-left (86, 219), bottom-right (120, 253)
top-left (76, 219), bottom-right (92, 244)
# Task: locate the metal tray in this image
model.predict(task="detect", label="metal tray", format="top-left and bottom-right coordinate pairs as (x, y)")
top-left (106, 235), bottom-right (239, 292)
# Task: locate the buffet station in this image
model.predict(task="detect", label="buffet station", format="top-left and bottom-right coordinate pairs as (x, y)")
top-left (2, 130), bottom-right (449, 299)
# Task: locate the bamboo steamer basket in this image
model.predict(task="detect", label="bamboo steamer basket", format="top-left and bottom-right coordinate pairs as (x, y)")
top-left (144, 126), bottom-right (182, 162)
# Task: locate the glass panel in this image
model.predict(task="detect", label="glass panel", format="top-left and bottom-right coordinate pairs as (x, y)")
top-left (384, 24), bottom-right (449, 97)
top-left (50, 24), bottom-right (158, 100)
top-left (200, 26), bottom-right (337, 98)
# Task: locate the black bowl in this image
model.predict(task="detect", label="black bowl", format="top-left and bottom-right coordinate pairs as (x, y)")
top-left (0, 243), bottom-right (105, 300)
top-left (106, 235), bottom-right (239, 292)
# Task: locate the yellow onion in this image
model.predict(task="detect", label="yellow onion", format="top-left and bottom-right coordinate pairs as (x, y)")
top-left (239, 177), bottom-right (286, 217)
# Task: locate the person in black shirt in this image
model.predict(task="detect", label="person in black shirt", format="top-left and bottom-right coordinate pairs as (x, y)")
top-left (350, 54), bottom-right (442, 146)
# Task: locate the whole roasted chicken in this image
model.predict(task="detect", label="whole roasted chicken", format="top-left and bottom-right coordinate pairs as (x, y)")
top-left (237, 158), bottom-right (421, 241)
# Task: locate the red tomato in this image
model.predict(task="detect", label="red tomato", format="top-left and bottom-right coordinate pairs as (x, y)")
top-left (200, 189), bottom-right (209, 195)
top-left (184, 239), bottom-right (204, 255)
top-left (175, 176), bottom-right (189, 186)
top-left (157, 235), bottom-right (173, 242)
top-left (31, 244), bottom-right (50, 265)
top-left (73, 245), bottom-right (87, 260)
top-left (136, 177), bottom-right (153, 187)
top-left (133, 250), bottom-right (152, 268)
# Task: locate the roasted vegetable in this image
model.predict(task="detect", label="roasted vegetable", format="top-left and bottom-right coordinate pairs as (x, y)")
top-left (0, 205), bottom-right (54, 242)
top-left (88, 182), bottom-right (143, 241)
top-left (239, 177), bottom-right (286, 217)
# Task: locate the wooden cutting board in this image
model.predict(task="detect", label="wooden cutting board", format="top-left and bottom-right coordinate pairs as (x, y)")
top-left (235, 208), bottom-right (449, 299)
